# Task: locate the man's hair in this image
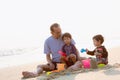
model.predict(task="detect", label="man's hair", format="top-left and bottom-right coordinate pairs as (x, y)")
top-left (50, 23), bottom-right (60, 32)
top-left (62, 32), bottom-right (72, 40)
top-left (93, 34), bottom-right (104, 44)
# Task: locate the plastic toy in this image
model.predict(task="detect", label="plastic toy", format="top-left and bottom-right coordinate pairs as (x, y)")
top-left (82, 59), bottom-right (90, 69)
top-left (80, 48), bottom-right (86, 53)
top-left (97, 64), bottom-right (105, 68)
top-left (46, 71), bottom-right (52, 75)
top-left (46, 63), bottom-right (65, 75)
top-left (57, 63), bottom-right (65, 71)
top-left (58, 51), bottom-right (67, 57)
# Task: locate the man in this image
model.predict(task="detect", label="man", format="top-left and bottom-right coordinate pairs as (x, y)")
top-left (22, 23), bottom-right (81, 78)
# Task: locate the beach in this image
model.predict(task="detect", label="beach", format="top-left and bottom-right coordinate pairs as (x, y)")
top-left (0, 46), bottom-right (120, 80)
top-left (0, 0), bottom-right (120, 80)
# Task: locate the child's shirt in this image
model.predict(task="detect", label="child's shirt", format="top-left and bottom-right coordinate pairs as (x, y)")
top-left (62, 43), bottom-right (78, 66)
top-left (62, 43), bottom-right (77, 56)
top-left (87, 46), bottom-right (108, 64)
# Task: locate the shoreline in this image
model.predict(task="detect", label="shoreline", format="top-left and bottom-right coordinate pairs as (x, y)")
top-left (0, 46), bottom-right (120, 80)
top-left (0, 45), bottom-right (119, 69)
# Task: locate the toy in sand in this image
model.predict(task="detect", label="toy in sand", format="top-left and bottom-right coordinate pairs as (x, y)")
top-left (46, 63), bottom-right (65, 75)
top-left (82, 59), bottom-right (106, 69)
top-left (58, 51), bottom-right (67, 57)
top-left (80, 48), bottom-right (86, 53)
top-left (82, 59), bottom-right (91, 69)
top-left (97, 64), bottom-right (105, 68)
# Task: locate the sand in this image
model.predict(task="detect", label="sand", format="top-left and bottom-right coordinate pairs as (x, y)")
top-left (0, 46), bottom-right (120, 80)
top-left (0, 62), bottom-right (44, 80)
top-left (75, 68), bottom-right (120, 80)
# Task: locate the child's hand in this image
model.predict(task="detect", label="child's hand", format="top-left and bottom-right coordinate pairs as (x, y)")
top-left (86, 49), bottom-right (89, 53)
top-left (66, 56), bottom-right (69, 61)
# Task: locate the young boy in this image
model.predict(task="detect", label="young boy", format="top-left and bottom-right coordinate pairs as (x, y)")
top-left (60, 33), bottom-right (79, 68)
top-left (66, 34), bottom-right (108, 70)
top-left (86, 34), bottom-right (108, 65)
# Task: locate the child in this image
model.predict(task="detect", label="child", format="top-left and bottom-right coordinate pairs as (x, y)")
top-left (60, 32), bottom-right (79, 68)
top-left (69, 34), bottom-right (108, 70)
top-left (86, 34), bottom-right (108, 65)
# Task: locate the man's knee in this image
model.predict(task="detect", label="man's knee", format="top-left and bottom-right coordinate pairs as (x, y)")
top-left (79, 57), bottom-right (87, 60)
top-left (74, 61), bottom-right (82, 67)
top-left (37, 64), bottom-right (52, 71)
top-left (37, 65), bottom-right (43, 69)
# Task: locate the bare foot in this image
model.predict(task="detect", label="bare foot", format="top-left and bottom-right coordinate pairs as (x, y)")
top-left (70, 54), bottom-right (76, 64)
top-left (71, 57), bottom-right (76, 63)
top-left (22, 71), bottom-right (38, 78)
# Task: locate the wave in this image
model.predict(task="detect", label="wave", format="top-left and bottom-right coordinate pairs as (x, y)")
top-left (0, 39), bottom-right (120, 57)
top-left (0, 47), bottom-right (39, 57)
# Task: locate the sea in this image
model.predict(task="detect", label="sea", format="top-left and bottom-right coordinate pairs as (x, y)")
top-left (0, 38), bottom-right (120, 69)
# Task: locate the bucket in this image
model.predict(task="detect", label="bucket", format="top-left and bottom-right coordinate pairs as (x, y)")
top-left (82, 59), bottom-right (91, 69)
top-left (57, 63), bottom-right (65, 71)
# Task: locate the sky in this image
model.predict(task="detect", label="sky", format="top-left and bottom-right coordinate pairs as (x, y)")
top-left (0, 0), bottom-right (120, 49)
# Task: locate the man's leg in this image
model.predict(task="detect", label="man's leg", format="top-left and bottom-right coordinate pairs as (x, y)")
top-left (22, 63), bottom-right (55, 78)
top-left (79, 57), bottom-right (87, 61)
top-left (37, 64), bottom-right (55, 73)
top-left (67, 61), bottom-right (82, 70)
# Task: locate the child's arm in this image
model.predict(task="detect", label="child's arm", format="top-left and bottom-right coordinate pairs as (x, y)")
top-left (86, 49), bottom-right (95, 56)
top-left (62, 45), bottom-right (66, 53)
top-left (72, 44), bottom-right (81, 61)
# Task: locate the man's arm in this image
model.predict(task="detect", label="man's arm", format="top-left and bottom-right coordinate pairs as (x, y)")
top-left (44, 39), bottom-right (55, 70)
top-left (46, 53), bottom-right (55, 70)
top-left (46, 54), bottom-right (52, 63)
top-left (44, 39), bottom-right (53, 64)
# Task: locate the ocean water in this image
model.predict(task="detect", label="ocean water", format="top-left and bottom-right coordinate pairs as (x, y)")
top-left (0, 47), bottom-right (46, 69)
top-left (0, 38), bottom-right (120, 69)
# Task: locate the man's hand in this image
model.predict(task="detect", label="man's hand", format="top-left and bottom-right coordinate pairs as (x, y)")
top-left (46, 54), bottom-right (55, 70)
top-left (46, 54), bottom-right (52, 63)
top-left (49, 62), bottom-right (55, 70)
